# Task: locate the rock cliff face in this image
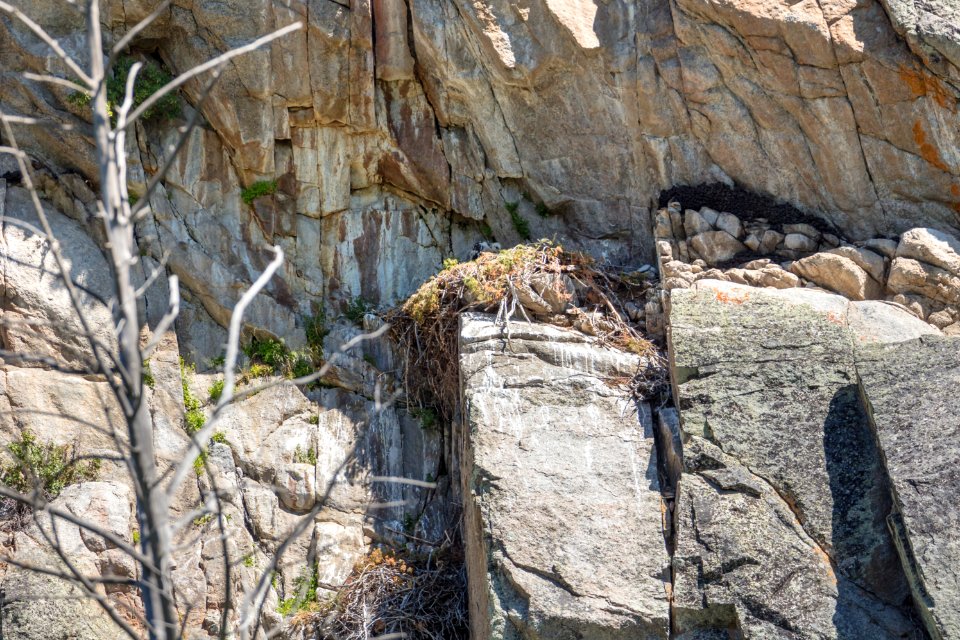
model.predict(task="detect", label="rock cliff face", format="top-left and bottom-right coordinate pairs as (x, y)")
top-left (2, 0), bottom-right (959, 344)
top-left (0, 0), bottom-right (959, 638)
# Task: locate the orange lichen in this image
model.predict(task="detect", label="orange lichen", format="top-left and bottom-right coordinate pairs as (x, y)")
top-left (899, 65), bottom-right (957, 111)
top-left (715, 289), bottom-right (750, 305)
top-left (813, 545), bottom-right (837, 586)
top-left (912, 121), bottom-right (951, 173)
top-left (826, 311), bottom-right (845, 326)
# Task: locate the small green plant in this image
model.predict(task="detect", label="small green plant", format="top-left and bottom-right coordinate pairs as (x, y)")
top-left (0, 431), bottom-right (101, 499)
top-left (504, 201), bottom-right (519, 215)
top-left (243, 336), bottom-right (290, 372)
top-left (463, 276), bottom-right (484, 301)
top-left (277, 565), bottom-right (320, 616)
top-left (179, 358), bottom-right (206, 445)
top-left (66, 90), bottom-right (91, 109)
top-left (128, 193), bottom-right (140, 207)
top-left (109, 56), bottom-right (180, 121)
top-left (308, 415), bottom-right (319, 425)
top-left (211, 431), bottom-right (228, 445)
top-left (509, 206), bottom-right (531, 240)
top-left (363, 353), bottom-right (377, 367)
top-left (210, 354), bottom-right (226, 369)
top-left (206, 378), bottom-right (226, 403)
top-left (241, 363), bottom-right (274, 382)
top-left (304, 312), bottom-right (328, 358)
top-left (193, 451), bottom-right (207, 476)
top-left (240, 180), bottom-right (277, 205)
top-left (442, 257), bottom-right (459, 270)
top-left (479, 221), bottom-right (494, 240)
top-left (242, 554), bottom-right (255, 568)
top-left (290, 353), bottom-right (313, 380)
top-left (132, 529), bottom-right (141, 545)
top-left (411, 407), bottom-right (438, 431)
top-left (192, 513), bottom-right (213, 528)
top-left (208, 379), bottom-right (224, 403)
top-left (293, 445), bottom-right (317, 466)
top-left (142, 359), bottom-right (155, 389)
top-left (403, 513), bottom-right (417, 534)
top-left (344, 297), bottom-right (369, 326)
top-left (535, 201), bottom-right (552, 217)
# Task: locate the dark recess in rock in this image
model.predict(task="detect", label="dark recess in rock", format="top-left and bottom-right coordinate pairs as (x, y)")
top-left (658, 183), bottom-right (841, 234)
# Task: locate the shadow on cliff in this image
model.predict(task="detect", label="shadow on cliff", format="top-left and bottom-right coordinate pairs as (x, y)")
top-left (823, 384), bottom-right (923, 637)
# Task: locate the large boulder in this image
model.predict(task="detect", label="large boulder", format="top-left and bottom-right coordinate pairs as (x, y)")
top-left (857, 335), bottom-right (960, 639)
top-left (459, 313), bottom-right (671, 639)
top-left (0, 184), bottom-right (117, 370)
top-left (667, 280), bottom-right (929, 635)
top-left (790, 252), bottom-right (884, 300)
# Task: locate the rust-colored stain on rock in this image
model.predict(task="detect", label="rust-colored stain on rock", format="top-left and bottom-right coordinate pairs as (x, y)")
top-left (899, 65), bottom-right (957, 111)
top-left (912, 121), bottom-right (951, 173)
top-left (715, 289), bottom-right (750, 304)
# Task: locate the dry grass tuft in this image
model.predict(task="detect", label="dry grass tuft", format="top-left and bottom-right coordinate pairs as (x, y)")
top-left (388, 241), bottom-right (668, 424)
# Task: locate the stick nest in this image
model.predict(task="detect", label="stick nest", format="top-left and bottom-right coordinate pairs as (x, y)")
top-left (291, 547), bottom-right (468, 640)
top-left (387, 242), bottom-right (669, 424)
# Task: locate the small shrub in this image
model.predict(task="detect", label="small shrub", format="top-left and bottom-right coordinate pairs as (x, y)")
top-left (142, 360), bottom-right (155, 389)
top-left (132, 529), bottom-right (141, 545)
top-left (304, 312), bottom-right (328, 358)
top-left (1, 431), bottom-right (101, 499)
top-left (290, 353), bottom-right (313, 380)
top-left (504, 201), bottom-right (519, 215)
top-left (240, 180), bottom-right (277, 205)
top-left (209, 379), bottom-right (224, 403)
top-left (192, 513), bottom-right (213, 528)
top-left (479, 221), bottom-right (494, 240)
top-left (411, 407), bottom-right (438, 431)
top-left (278, 566), bottom-right (320, 616)
top-left (108, 56), bottom-right (180, 122)
top-left (179, 357), bottom-right (205, 435)
top-left (509, 207), bottom-right (531, 240)
top-left (344, 297), bottom-right (369, 326)
top-left (242, 554), bottom-right (255, 568)
top-left (211, 431), bottom-right (228, 445)
top-left (535, 202), bottom-right (552, 217)
top-left (308, 415), bottom-right (319, 425)
top-left (442, 257), bottom-right (459, 270)
top-left (293, 445), bottom-right (317, 466)
top-left (243, 336), bottom-right (289, 371)
top-left (192, 450), bottom-right (207, 476)
top-left (210, 354), bottom-right (226, 368)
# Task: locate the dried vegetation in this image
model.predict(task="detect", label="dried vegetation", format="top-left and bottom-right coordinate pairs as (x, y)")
top-left (289, 547), bottom-right (467, 640)
top-left (388, 241), bottom-right (668, 424)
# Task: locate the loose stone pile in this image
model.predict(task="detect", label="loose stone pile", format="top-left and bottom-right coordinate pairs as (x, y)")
top-left (655, 201), bottom-right (960, 334)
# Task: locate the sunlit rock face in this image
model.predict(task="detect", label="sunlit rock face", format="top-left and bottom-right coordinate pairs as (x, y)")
top-left (2, 0), bottom-right (958, 338)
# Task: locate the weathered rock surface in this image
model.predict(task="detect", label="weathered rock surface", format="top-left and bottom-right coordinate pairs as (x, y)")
top-left (459, 313), bottom-right (670, 639)
top-left (857, 335), bottom-right (960, 640)
top-left (1, 0), bottom-right (958, 350)
top-left (667, 280), bottom-right (930, 635)
top-left (791, 252), bottom-right (884, 300)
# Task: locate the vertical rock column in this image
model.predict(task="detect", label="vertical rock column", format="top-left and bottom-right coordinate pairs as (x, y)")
top-left (458, 313), bottom-right (671, 639)
top-left (667, 280), bottom-right (922, 637)
top-left (857, 336), bottom-right (960, 640)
